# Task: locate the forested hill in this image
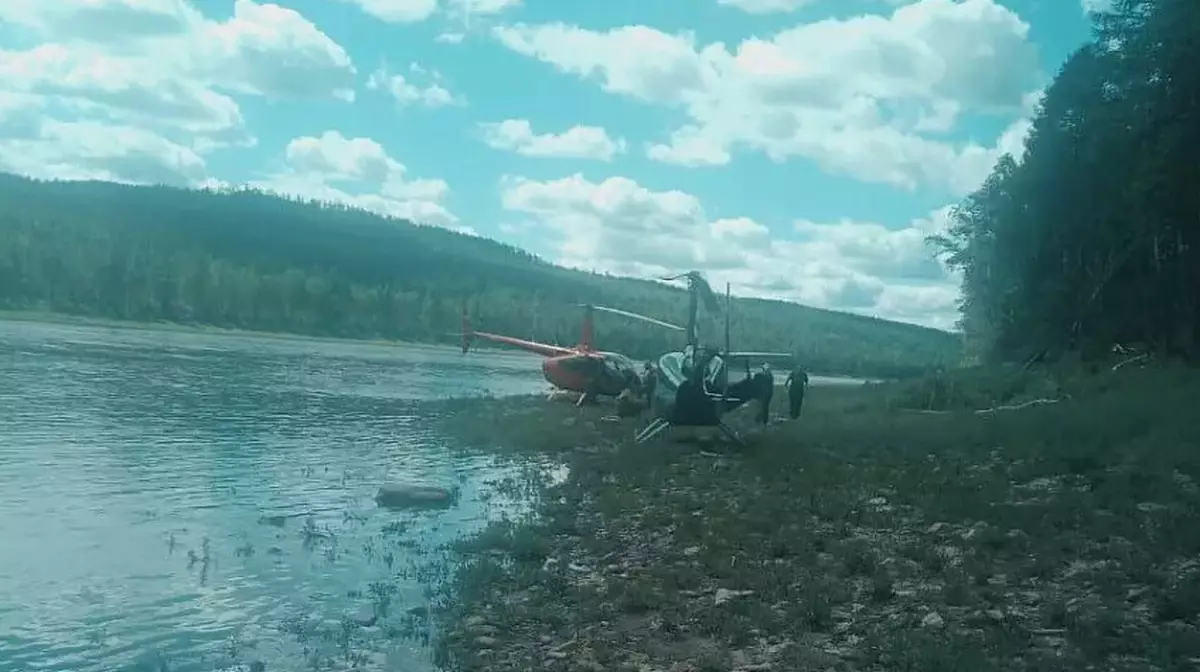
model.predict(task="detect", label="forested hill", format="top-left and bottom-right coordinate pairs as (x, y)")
top-left (934, 0), bottom-right (1198, 364)
top-left (0, 173), bottom-right (960, 378)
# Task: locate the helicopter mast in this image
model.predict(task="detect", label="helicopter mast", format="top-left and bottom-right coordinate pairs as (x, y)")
top-left (686, 281), bottom-right (699, 348)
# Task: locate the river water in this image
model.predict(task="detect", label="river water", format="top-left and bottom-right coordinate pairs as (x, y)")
top-left (0, 320), bottom-right (551, 672)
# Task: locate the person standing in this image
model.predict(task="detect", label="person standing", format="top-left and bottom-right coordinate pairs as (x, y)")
top-left (756, 363), bottom-right (774, 424)
top-left (784, 366), bottom-right (809, 419)
top-left (616, 387), bottom-right (641, 417)
top-left (641, 361), bottom-right (657, 410)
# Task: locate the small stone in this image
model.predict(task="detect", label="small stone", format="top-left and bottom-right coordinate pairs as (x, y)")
top-left (375, 482), bottom-right (455, 509)
top-left (474, 635), bottom-right (498, 647)
top-left (921, 612), bottom-right (944, 628)
top-left (350, 604), bottom-right (377, 627)
top-left (546, 650), bottom-right (567, 659)
top-left (715, 588), bottom-right (754, 605)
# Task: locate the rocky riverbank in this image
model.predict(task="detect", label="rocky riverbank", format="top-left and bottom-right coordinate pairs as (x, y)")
top-left (432, 363), bottom-right (1200, 671)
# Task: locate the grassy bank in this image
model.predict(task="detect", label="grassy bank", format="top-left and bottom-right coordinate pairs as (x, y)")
top-left (431, 361), bottom-right (1200, 671)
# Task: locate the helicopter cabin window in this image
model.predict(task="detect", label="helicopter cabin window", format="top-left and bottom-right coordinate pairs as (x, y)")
top-left (702, 356), bottom-right (727, 394)
top-left (602, 357), bottom-right (630, 381)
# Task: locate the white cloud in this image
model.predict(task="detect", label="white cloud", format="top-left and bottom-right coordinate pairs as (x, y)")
top-left (0, 92), bottom-right (48, 140)
top-left (0, 44), bottom-right (251, 146)
top-left (253, 131), bottom-right (463, 230)
top-left (645, 127), bottom-right (731, 167)
top-left (0, 0), bottom-right (197, 42)
top-left (2, 1), bottom-right (356, 103)
top-left (0, 66), bottom-right (213, 188)
top-left (193, 0), bottom-right (356, 101)
top-left (454, 0), bottom-right (522, 15)
top-left (367, 64), bottom-right (465, 108)
top-left (0, 119), bottom-right (208, 187)
top-left (0, 0), bottom-right (357, 187)
top-left (480, 119), bottom-right (625, 160)
top-left (717, 0), bottom-right (816, 14)
top-left (493, 24), bottom-right (707, 104)
top-left (338, 0), bottom-right (439, 23)
top-left (500, 173), bottom-right (960, 329)
top-left (493, 0), bottom-right (1041, 195)
top-left (338, 0), bottom-right (519, 23)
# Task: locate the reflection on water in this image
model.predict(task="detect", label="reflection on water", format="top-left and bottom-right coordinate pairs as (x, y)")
top-left (0, 320), bottom-right (550, 671)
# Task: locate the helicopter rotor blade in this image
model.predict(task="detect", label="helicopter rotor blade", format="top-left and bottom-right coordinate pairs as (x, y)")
top-left (585, 304), bottom-right (685, 331)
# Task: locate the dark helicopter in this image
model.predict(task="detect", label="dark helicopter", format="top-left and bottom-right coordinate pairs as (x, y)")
top-left (635, 271), bottom-right (793, 446)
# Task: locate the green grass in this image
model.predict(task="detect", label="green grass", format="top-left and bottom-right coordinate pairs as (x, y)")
top-left (430, 360), bottom-right (1200, 671)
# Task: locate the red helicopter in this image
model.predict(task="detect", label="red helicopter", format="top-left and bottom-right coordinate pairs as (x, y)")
top-left (461, 303), bottom-right (683, 405)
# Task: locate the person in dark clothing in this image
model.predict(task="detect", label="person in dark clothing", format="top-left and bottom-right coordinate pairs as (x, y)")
top-left (784, 366), bottom-right (809, 419)
top-left (756, 363), bottom-right (774, 424)
top-left (642, 361), bottom-right (657, 410)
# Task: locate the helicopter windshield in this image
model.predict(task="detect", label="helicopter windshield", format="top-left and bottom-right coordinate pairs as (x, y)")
top-left (597, 352), bottom-right (640, 385)
top-left (678, 346), bottom-right (725, 389)
top-left (680, 345), bottom-right (697, 378)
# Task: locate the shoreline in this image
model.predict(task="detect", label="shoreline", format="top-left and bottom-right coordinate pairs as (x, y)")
top-left (0, 310), bottom-right (877, 384)
top-left (431, 362), bottom-right (1200, 671)
top-left (0, 309), bottom-right (423, 348)
top-left (0, 309), bottom-right (517, 356)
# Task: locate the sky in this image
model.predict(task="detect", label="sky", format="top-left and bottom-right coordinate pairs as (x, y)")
top-left (0, 0), bottom-right (1105, 330)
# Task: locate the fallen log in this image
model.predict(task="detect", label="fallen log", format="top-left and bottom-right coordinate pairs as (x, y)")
top-left (903, 397), bottom-right (1065, 415)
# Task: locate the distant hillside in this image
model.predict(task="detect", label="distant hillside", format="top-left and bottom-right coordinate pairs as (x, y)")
top-left (0, 173), bottom-right (961, 377)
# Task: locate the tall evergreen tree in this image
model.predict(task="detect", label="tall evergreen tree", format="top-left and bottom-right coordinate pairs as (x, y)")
top-left (932, 0), bottom-right (1199, 362)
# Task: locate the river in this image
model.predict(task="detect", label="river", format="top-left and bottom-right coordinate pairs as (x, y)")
top-left (0, 320), bottom-right (552, 672)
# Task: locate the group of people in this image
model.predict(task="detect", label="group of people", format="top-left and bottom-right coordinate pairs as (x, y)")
top-left (751, 363), bottom-right (809, 424)
top-left (616, 356), bottom-right (811, 425)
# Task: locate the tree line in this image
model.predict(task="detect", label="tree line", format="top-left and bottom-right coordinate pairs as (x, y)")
top-left (932, 0), bottom-right (1198, 364)
top-left (0, 173), bottom-right (960, 378)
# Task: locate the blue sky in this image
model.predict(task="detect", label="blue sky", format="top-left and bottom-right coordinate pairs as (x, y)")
top-left (0, 0), bottom-right (1099, 329)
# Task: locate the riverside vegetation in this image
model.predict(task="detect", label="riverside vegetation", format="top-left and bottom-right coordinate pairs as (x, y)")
top-left (430, 1), bottom-right (1200, 670)
top-left (432, 360), bottom-right (1200, 671)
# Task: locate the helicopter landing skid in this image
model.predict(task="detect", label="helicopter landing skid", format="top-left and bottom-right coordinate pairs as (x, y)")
top-left (633, 417), bottom-right (745, 447)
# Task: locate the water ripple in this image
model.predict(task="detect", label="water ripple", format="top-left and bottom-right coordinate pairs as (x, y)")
top-left (0, 320), bottom-right (550, 672)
